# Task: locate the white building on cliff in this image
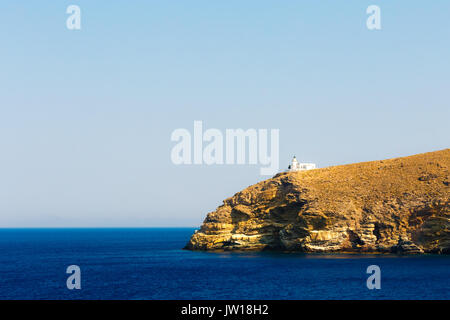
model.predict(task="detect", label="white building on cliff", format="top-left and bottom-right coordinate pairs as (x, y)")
top-left (287, 156), bottom-right (316, 172)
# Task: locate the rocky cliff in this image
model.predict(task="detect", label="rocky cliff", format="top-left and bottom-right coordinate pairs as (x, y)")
top-left (185, 149), bottom-right (450, 254)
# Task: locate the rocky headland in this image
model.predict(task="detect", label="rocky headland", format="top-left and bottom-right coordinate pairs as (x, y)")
top-left (185, 149), bottom-right (449, 254)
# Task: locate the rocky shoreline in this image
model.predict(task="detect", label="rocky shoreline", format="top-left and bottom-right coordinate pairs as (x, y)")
top-left (185, 149), bottom-right (450, 254)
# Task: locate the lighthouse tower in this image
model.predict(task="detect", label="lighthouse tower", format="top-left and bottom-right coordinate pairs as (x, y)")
top-left (288, 156), bottom-right (300, 171)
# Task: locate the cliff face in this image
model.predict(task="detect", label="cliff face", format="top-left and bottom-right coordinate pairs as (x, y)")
top-left (185, 149), bottom-right (450, 254)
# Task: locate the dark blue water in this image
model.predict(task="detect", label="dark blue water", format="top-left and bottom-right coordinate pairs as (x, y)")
top-left (0, 228), bottom-right (448, 300)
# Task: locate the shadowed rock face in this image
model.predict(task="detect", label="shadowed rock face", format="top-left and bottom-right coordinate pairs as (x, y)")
top-left (185, 149), bottom-right (450, 254)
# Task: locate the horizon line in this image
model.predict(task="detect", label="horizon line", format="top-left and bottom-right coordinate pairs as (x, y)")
top-left (0, 226), bottom-right (199, 229)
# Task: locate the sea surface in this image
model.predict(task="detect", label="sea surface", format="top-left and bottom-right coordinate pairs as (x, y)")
top-left (0, 228), bottom-right (448, 300)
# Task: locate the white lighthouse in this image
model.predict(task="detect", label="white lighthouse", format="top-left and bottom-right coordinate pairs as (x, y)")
top-left (288, 156), bottom-right (316, 172)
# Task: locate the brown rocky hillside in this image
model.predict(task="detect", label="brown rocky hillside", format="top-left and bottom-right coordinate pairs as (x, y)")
top-left (185, 149), bottom-right (450, 254)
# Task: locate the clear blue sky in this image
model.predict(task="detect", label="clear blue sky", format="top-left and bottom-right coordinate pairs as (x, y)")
top-left (0, 1), bottom-right (449, 227)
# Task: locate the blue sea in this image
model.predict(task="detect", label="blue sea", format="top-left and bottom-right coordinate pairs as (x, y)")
top-left (0, 228), bottom-right (448, 300)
